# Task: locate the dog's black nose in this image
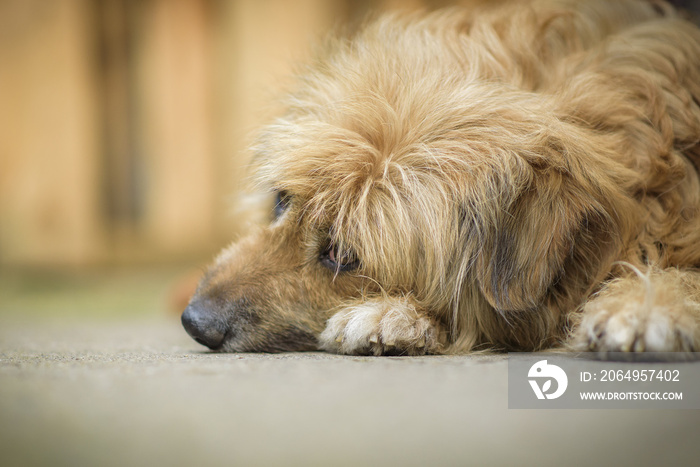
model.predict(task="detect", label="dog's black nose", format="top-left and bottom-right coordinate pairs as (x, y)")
top-left (181, 301), bottom-right (227, 350)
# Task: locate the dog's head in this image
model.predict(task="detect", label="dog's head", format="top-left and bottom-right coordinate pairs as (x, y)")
top-left (182, 11), bottom-right (626, 352)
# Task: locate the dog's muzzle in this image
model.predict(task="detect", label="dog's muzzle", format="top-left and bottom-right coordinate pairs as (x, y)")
top-left (181, 300), bottom-right (229, 350)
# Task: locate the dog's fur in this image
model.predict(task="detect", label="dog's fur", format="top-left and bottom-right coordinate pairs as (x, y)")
top-left (182, 0), bottom-right (700, 355)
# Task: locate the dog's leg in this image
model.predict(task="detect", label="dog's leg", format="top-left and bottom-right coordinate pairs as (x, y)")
top-left (319, 295), bottom-right (447, 356)
top-left (573, 268), bottom-right (700, 353)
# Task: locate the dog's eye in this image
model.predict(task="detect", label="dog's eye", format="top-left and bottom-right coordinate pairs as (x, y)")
top-left (321, 244), bottom-right (360, 272)
top-left (273, 190), bottom-right (291, 219)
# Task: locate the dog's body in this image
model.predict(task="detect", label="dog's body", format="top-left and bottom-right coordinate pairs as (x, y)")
top-left (182, 0), bottom-right (700, 355)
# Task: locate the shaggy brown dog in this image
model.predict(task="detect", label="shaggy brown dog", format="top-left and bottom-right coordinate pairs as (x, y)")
top-left (182, 0), bottom-right (700, 355)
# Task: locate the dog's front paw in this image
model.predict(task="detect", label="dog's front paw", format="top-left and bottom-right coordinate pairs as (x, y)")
top-left (574, 273), bottom-right (700, 353)
top-left (319, 296), bottom-right (445, 356)
top-left (576, 304), bottom-right (697, 352)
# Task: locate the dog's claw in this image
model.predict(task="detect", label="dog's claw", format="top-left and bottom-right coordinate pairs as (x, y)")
top-left (369, 334), bottom-right (379, 344)
top-left (335, 336), bottom-right (343, 343)
top-left (416, 337), bottom-right (425, 348)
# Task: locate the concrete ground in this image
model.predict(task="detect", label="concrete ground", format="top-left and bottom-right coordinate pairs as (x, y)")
top-left (1, 267), bottom-right (699, 466)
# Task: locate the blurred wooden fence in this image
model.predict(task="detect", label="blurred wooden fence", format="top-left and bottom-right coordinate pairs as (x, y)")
top-left (0, 0), bottom-right (449, 267)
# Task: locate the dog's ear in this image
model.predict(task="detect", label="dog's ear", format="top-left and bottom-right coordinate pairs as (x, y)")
top-left (474, 171), bottom-right (611, 312)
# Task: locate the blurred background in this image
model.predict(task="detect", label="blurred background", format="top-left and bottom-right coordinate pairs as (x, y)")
top-left (0, 0), bottom-right (460, 318)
